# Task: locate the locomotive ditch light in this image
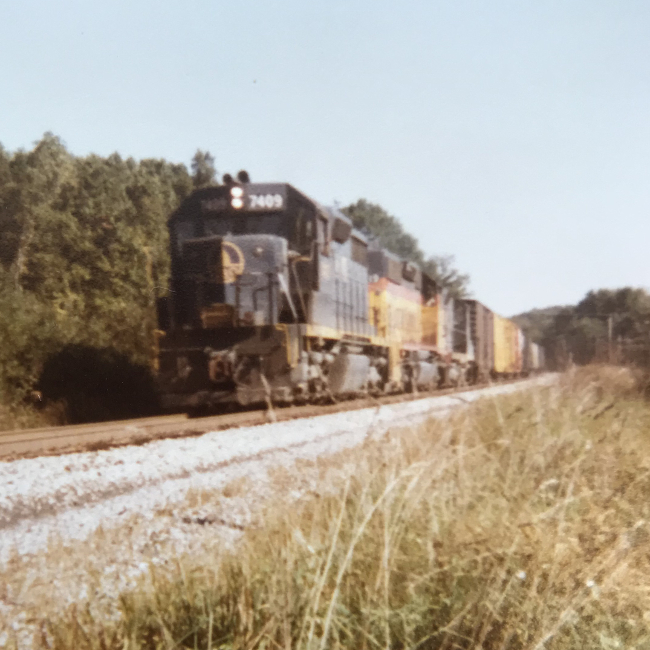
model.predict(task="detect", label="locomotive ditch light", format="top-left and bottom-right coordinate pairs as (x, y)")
top-left (230, 186), bottom-right (244, 198)
top-left (231, 197), bottom-right (244, 209)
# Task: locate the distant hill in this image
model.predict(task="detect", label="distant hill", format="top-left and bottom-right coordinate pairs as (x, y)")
top-left (511, 305), bottom-right (569, 342)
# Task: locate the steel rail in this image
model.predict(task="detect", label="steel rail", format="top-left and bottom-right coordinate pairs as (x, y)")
top-left (0, 378), bottom-right (530, 460)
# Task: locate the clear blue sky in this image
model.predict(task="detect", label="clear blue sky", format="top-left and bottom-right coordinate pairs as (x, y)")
top-left (2, 0), bottom-right (649, 316)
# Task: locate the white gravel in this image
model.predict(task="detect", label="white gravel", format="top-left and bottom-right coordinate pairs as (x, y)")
top-left (0, 376), bottom-right (555, 564)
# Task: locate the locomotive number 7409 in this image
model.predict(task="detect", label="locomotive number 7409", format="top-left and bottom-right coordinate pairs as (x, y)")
top-left (248, 193), bottom-right (283, 210)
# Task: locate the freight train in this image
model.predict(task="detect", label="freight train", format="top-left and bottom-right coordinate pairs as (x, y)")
top-left (155, 173), bottom-right (544, 411)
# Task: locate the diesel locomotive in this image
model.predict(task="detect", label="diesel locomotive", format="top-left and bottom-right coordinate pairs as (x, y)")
top-left (155, 173), bottom-right (543, 410)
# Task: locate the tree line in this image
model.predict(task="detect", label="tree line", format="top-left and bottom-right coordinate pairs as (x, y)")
top-left (0, 134), bottom-right (469, 421)
top-left (514, 287), bottom-right (650, 369)
top-left (342, 200), bottom-right (469, 297)
top-left (1, 134), bottom-right (192, 412)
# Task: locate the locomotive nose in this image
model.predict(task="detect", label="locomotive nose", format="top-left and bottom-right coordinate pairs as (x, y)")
top-left (220, 234), bottom-right (291, 326)
top-left (179, 233), bottom-right (290, 328)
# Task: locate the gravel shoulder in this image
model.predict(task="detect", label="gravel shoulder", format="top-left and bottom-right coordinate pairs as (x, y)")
top-left (1, 377), bottom-right (552, 559)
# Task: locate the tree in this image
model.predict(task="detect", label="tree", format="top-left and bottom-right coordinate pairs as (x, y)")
top-left (0, 144), bottom-right (15, 269)
top-left (191, 150), bottom-right (217, 189)
top-left (343, 199), bottom-right (423, 262)
top-left (0, 134), bottom-right (197, 410)
top-left (342, 199), bottom-right (470, 297)
top-left (0, 271), bottom-right (60, 402)
top-left (0, 133), bottom-right (75, 288)
top-left (515, 287), bottom-right (650, 368)
top-left (512, 305), bottom-right (566, 342)
top-left (422, 255), bottom-right (470, 299)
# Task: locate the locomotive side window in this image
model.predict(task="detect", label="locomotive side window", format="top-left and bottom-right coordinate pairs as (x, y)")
top-left (292, 204), bottom-right (315, 254)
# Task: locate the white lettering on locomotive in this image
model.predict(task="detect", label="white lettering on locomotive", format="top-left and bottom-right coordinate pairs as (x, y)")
top-left (248, 193), bottom-right (283, 210)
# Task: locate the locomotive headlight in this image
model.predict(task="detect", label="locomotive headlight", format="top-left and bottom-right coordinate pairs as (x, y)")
top-left (231, 197), bottom-right (244, 209)
top-left (230, 186), bottom-right (244, 198)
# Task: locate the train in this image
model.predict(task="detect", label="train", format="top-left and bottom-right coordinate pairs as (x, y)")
top-left (155, 173), bottom-right (544, 411)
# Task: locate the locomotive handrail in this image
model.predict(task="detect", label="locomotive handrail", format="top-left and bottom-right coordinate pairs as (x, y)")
top-left (233, 268), bottom-right (297, 325)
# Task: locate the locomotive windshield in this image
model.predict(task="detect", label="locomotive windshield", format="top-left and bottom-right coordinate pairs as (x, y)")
top-left (173, 211), bottom-right (314, 255)
top-left (172, 213), bottom-right (290, 256)
top-left (203, 213), bottom-right (286, 238)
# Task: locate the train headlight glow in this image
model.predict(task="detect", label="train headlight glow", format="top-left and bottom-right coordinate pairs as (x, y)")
top-left (230, 186), bottom-right (244, 198)
top-left (231, 197), bottom-right (244, 209)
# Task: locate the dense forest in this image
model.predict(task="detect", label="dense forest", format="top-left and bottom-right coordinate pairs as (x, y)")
top-left (0, 134), bottom-right (195, 423)
top-left (0, 134), bottom-right (469, 425)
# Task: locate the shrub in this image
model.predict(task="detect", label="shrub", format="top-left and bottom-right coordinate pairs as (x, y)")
top-left (38, 344), bottom-right (159, 423)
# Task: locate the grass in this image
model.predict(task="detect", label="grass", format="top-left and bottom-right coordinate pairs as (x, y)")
top-left (14, 366), bottom-right (650, 649)
top-left (0, 399), bottom-right (64, 432)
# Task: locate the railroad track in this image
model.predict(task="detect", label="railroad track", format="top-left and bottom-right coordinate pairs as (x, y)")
top-left (0, 379), bottom-right (528, 460)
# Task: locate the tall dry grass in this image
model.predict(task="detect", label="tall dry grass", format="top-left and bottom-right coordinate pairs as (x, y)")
top-left (28, 367), bottom-right (650, 649)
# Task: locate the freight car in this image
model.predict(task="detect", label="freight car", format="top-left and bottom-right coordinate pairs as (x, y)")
top-left (155, 174), bottom-right (542, 410)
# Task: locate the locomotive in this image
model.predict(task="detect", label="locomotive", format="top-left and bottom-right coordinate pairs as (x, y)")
top-left (155, 173), bottom-right (542, 410)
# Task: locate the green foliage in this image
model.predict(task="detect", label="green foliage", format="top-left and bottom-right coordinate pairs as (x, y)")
top-left (0, 271), bottom-right (61, 403)
top-left (342, 199), bottom-right (469, 296)
top-left (191, 149), bottom-right (217, 189)
top-left (515, 288), bottom-right (650, 368)
top-left (420, 254), bottom-right (470, 299)
top-left (512, 305), bottom-right (567, 342)
top-left (0, 134), bottom-right (193, 417)
top-left (342, 199), bottom-right (422, 262)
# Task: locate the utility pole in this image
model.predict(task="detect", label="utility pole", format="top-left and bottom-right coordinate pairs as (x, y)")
top-left (608, 315), bottom-right (613, 364)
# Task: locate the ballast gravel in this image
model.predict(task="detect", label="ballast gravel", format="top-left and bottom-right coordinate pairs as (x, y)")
top-left (0, 377), bottom-right (554, 561)
top-left (0, 376), bottom-right (555, 646)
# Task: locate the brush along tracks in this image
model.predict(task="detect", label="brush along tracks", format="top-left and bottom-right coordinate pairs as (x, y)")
top-left (0, 378), bottom-right (532, 460)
